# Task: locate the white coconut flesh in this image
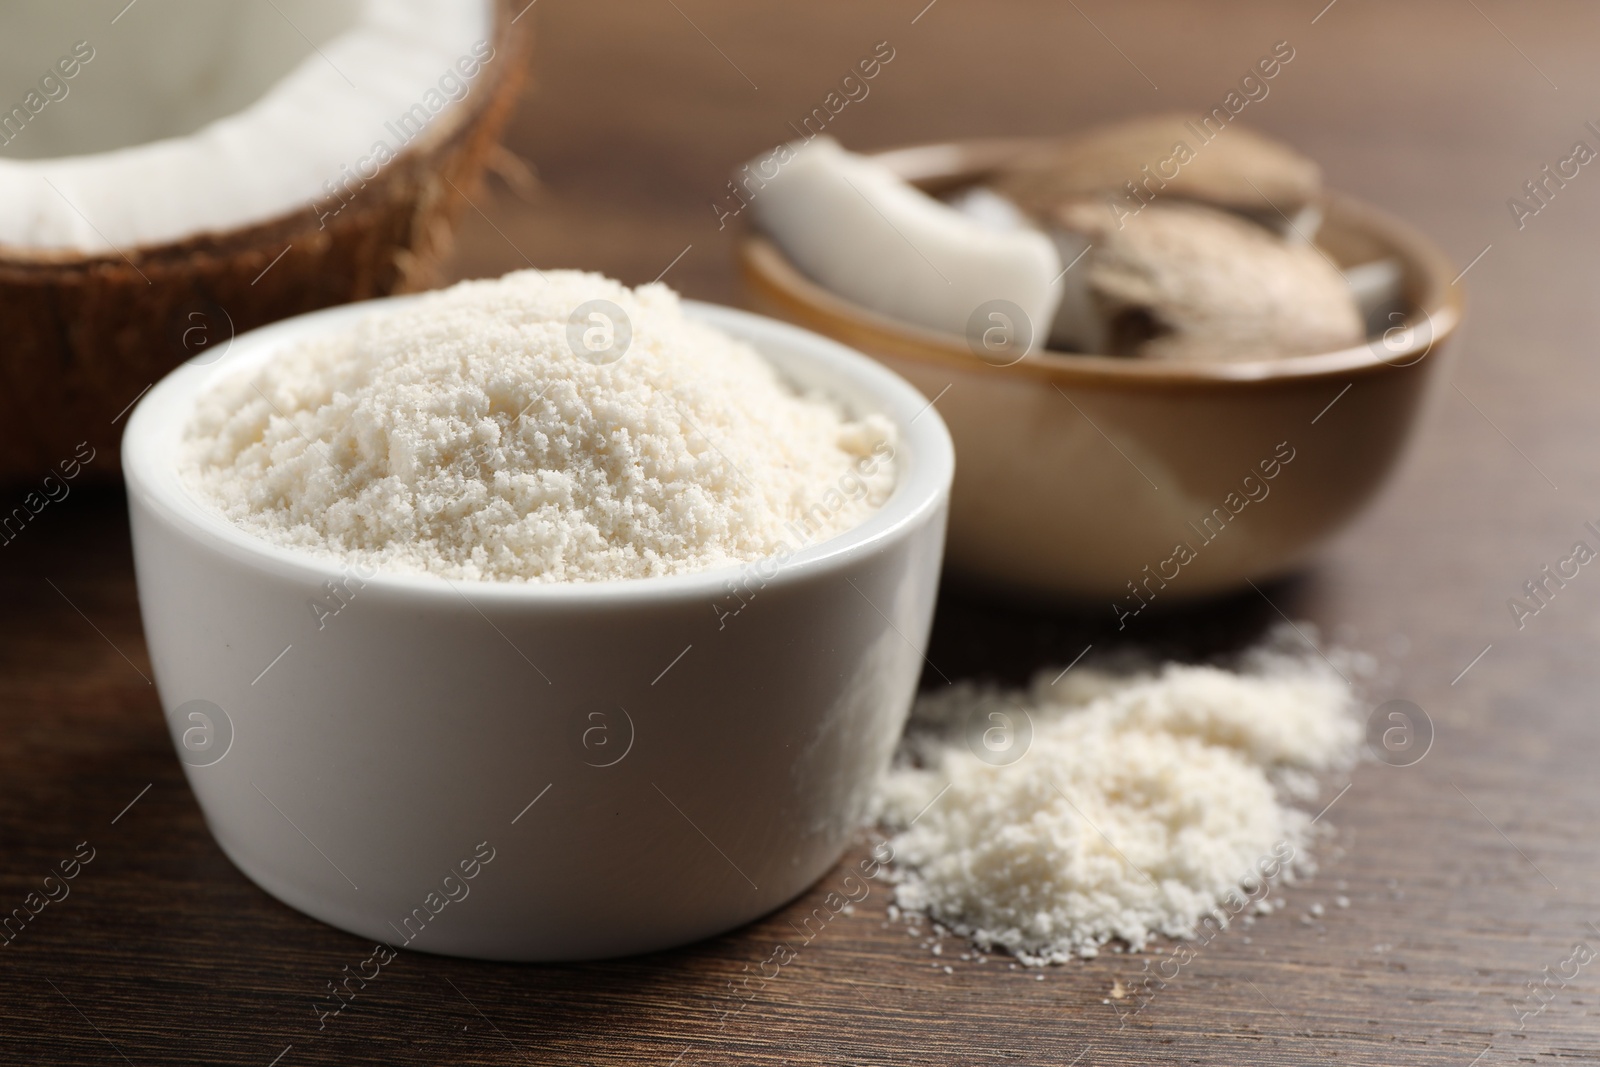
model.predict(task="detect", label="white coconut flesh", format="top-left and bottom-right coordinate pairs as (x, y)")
top-left (749, 137), bottom-right (1064, 352)
top-left (0, 0), bottom-right (492, 255)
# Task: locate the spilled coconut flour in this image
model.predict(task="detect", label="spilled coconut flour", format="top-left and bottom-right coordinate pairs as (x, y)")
top-left (182, 271), bottom-right (896, 581)
top-left (874, 633), bottom-right (1363, 966)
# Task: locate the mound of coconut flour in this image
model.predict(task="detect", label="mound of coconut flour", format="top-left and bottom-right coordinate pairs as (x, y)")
top-left (874, 636), bottom-right (1361, 965)
top-left (183, 270), bottom-right (896, 581)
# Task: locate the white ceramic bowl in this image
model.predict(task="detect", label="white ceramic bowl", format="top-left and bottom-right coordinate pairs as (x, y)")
top-left (123, 297), bottom-right (952, 961)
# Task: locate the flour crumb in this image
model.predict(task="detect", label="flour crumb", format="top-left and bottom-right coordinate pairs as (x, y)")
top-left (874, 629), bottom-right (1362, 966)
top-left (182, 270), bottom-right (896, 582)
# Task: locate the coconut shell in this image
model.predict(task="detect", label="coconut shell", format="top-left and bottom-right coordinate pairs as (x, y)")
top-left (0, 0), bottom-right (533, 486)
top-left (991, 113), bottom-right (1322, 222)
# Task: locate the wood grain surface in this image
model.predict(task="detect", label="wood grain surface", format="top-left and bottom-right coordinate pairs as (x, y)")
top-left (5, 1), bottom-right (1600, 1063)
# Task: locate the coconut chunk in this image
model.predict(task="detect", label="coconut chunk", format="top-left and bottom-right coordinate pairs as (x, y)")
top-left (749, 137), bottom-right (1063, 350)
top-left (991, 114), bottom-right (1322, 236)
top-left (1049, 200), bottom-right (1364, 361)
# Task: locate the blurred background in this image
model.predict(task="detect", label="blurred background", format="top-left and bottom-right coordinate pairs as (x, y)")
top-left (464, 0), bottom-right (1579, 618)
top-left (436, 0), bottom-right (1592, 663)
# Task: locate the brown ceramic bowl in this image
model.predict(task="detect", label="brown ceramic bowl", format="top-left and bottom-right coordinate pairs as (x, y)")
top-left (738, 137), bottom-right (1462, 604)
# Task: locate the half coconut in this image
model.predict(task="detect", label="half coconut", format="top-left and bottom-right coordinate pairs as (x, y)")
top-left (0, 0), bottom-right (531, 482)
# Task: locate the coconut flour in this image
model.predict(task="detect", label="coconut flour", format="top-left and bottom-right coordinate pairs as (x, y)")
top-left (875, 635), bottom-right (1361, 965)
top-left (182, 270), bottom-right (896, 581)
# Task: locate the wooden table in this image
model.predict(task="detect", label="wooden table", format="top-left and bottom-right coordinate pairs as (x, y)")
top-left (5, 1), bottom-right (1598, 1063)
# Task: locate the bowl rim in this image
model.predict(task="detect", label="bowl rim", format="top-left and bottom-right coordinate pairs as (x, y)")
top-left (738, 136), bottom-right (1464, 388)
top-left (121, 293), bottom-right (954, 605)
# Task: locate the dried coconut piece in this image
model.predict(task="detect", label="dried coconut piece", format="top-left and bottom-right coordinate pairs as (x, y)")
top-left (1048, 200), bottom-right (1364, 360)
top-left (748, 137), bottom-right (1063, 350)
top-left (990, 113), bottom-right (1322, 233)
